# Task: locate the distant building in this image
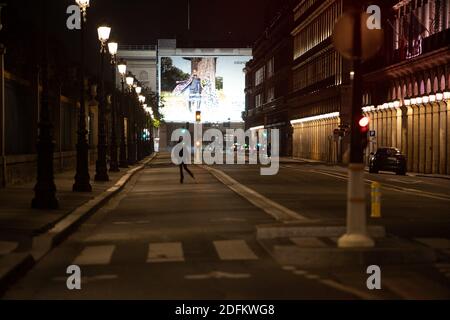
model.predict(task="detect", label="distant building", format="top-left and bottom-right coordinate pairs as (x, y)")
top-left (116, 45), bottom-right (157, 92)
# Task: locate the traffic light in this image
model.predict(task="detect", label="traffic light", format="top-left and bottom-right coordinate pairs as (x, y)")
top-left (195, 111), bottom-right (201, 123)
top-left (359, 116), bottom-right (370, 149)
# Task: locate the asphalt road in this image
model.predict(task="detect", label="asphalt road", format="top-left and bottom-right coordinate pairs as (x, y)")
top-left (2, 155), bottom-right (357, 299)
top-left (215, 161), bottom-right (450, 239)
top-left (3, 155), bottom-right (450, 299)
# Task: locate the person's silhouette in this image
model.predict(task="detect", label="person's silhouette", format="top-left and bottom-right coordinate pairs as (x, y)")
top-left (178, 137), bottom-right (195, 184)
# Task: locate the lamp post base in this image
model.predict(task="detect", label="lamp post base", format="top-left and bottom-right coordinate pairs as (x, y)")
top-left (95, 161), bottom-right (109, 182)
top-left (73, 181), bottom-right (93, 192)
top-left (338, 233), bottom-right (375, 248)
top-left (32, 193), bottom-right (59, 210)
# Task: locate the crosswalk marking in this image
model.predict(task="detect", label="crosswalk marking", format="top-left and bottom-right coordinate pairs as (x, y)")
top-left (213, 240), bottom-right (258, 261)
top-left (73, 245), bottom-right (115, 266)
top-left (415, 238), bottom-right (450, 249)
top-left (147, 242), bottom-right (184, 263)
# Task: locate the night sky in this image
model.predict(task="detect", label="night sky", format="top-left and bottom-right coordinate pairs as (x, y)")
top-left (2, 0), bottom-right (273, 77)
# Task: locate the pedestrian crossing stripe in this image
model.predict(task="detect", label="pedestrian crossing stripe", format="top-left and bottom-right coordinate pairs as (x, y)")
top-left (73, 245), bottom-right (115, 266)
top-left (213, 240), bottom-right (258, 261)
top-left (71, 240), bottom-right (260, 266)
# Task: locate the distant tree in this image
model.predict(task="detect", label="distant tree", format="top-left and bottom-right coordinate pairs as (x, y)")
top-left (216, 77), bottom-right (224, 90)
top-left (161, 57), bottom-right (190, 91)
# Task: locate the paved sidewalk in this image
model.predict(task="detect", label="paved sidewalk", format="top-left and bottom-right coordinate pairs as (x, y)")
top-left (0, 155), bottom-right (156, 293)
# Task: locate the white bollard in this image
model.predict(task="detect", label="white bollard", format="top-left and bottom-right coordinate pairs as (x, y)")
top-left (338, 163), bottom-right (375, 248)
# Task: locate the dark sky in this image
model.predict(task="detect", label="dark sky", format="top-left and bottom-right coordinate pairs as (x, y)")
top-left (2, 0), bottom-right (273, 82)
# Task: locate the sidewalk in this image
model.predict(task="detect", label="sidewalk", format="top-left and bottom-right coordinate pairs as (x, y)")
top-left (0, 154), bottom-right (156, 293)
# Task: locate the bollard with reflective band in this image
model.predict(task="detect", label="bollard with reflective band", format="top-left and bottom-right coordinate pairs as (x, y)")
top-left (371, 182), bottom-right (381, 218)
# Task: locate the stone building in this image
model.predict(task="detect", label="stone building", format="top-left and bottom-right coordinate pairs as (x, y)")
top-left (245, 0), bottom-right (450, 174)
top-left (362, 0), bottom-right (450, 174)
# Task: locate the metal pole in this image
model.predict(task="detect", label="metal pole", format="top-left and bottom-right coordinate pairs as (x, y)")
top-left (0, 44), bottom-right (6, 188)
top-left (338, 8), bottom-right (374, 248)
top-left (128, 92), bottom-right (137, 165)
top-left (95, 43), bottom-right (109, 181)
top-left (119, 78), bottom-right (128, 168)
top-left (32, 0), bottom-right (58, 209)
top-left (109, 57), bottom-right (119, 172)
top-left (73, 8), bottom-right (92, 192)
top-left (0, 4), bottom-right (6, 188)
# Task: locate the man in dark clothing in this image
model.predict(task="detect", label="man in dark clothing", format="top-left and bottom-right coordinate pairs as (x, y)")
top-left (178, 137), bottom-right (195, 184)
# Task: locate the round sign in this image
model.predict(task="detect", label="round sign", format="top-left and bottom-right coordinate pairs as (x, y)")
top-left (332, 11), bottom-right (384, 61)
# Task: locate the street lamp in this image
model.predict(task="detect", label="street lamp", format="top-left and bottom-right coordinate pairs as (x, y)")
top-left (117, 59), bottom-right (128, 168)
top-left (126, 73), bottom-right (137, 164)
top-left (135, 86), bottom-right (142, 95)
top-left (108, 41), bottom-right (119, 172)
top-left (32, 0), bottom-right (59, 208)
top-left (73, 0), bottom-right (92, 193)
top-left (94, 24), bottom-right (111, 181)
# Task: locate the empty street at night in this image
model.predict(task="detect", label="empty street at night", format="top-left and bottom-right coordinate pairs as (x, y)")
top-left (1, 0), bottom-right (450, 315)
top-left (2, 154), bottom-right (450, 300)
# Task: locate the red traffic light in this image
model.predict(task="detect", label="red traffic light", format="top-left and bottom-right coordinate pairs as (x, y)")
top-left (359, 116), bottom-right (370, 131)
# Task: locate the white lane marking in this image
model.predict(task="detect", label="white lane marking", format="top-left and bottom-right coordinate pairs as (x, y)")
top-left (293, 270), bottom-right (308, 275)
top-left (387, 178), bottom-right (423, 185)
top-left (52, 274), bottom-right (118, 283)
top-left (73, 245), bottom-right (115, 266)
top-left (213, 240), bottom-right (258, 261)
top-left (0, 241), bottom-right (18, 255)
top-left (282, 266), bottom-right (296, 271)
top-left (311, 169), bottom-right (450, 201)
top-left (415, 238), bottom-right (450, 249)
top-left (202, 165), bottom-right (309, 222)
top-left (147, 242), bottom-right (184, 263)
top-left (185, 271), bottom-right (251, 280)
top-left (290, 237), bottom-right (328, 248)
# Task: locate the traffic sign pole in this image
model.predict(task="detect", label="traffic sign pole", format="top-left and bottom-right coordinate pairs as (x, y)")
top-left (337, 8), bottom-right (375, 248)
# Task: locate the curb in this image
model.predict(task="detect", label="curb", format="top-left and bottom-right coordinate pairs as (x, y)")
top-left (0, 153), bottom-right (157, 296)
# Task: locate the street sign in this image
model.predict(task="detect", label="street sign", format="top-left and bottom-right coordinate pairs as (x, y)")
top-left (369, 130), bottom-right (376, 137)
top-left (332, 11), bottom-right (384, 61)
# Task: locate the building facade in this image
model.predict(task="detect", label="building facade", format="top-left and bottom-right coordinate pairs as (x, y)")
top-left (245, 0), bottom-right (450, 174)
top-left (363, 0), bottom-right (450, 174)
top-left (243, 1), bottom-right (294, 156)
top-left (289, 0), bottom-right (352, 163)
top-left (117, 45), bottom-right (158, 92)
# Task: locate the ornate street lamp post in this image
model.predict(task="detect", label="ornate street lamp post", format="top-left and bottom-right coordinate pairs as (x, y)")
top-left (73, 0), bottom-right (92, 192)
top-left (137, 93), bottom-right (145, 160)
top-left (117, 59), bottom-right (128, 168)
top-left (32, 0), bottom-right (58, 209)
top-left (108, 41), bottom-right (119, 172)
top-left (94, 24), bottom-right (111, 181)
top-left (126, 74), bottom-right (137, 165)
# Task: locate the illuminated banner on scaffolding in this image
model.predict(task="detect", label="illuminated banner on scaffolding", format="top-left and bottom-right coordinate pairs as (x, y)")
top-left (159, 55), bottom-right (251, 123)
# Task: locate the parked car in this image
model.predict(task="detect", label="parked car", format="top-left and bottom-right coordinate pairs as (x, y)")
top-left (369, 147), bottom-right (407, 175)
